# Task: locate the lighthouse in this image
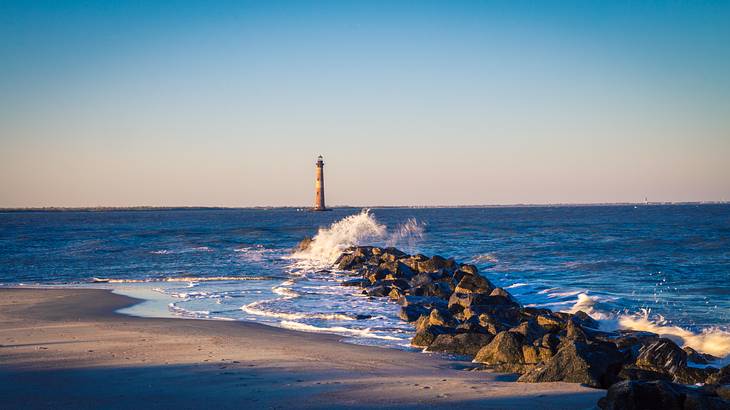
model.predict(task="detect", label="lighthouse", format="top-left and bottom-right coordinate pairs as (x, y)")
top-left (314, 155), bottom-right (327, 211)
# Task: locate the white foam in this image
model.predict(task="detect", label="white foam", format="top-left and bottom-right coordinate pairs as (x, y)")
top-left (563, 293), bottom-right (730, 359)
top-left (279, 320), bottom-right (403, 341)
top-left (241, 300), bottom-right (355, 321)
top-left (291, 209), bottom-right (387, 265)
top-left (505, 282), bottom-right (528, 289)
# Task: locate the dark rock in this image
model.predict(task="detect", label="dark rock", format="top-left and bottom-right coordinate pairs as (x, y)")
top-left (599, 379), bottom-right (730, 410)
top-left (518, 339), bottom-right (624, 388)
top-left (410, 272), bottom-right (433, 288)
top-left (487, 287), bottom-right (519, 306)
top-left (412, 316), bottom-right (452, 347)
top-left (341, 278), bottom-right (369, 287)
top-left (454, 274), bottom-right (494, 295)
top-left (426, 333), bottom-right (493, 356)
top-left (473, 331), bottom-right (525, 365)
top-left (675, 366), bottom-right (718, 385)
top-left (618, 365), bottom-right (672, 382)
top-left (610, 330), bottom-right (660, 361)
top-left (598, 380), bottom-right (684, 410)
top-left (417, 255), bottom-right (454, 273)
top-left (459, 264), bottom-right (478, 275)
top-left (336, 253), bottom-right (359, 270)
top-left (716, 385), bottom-right (730, 401)
top-left (429, 308), bottom-right (458, 328)
top-left (509, 319), bottom-right (546, 344)
top-left (707, 365), bottom-right (730, 385)
top-left (572, 310), bottom-right (599, 329)
top-left (565, 318), bottom-right (589, 342)
top-left (635, 338), bottom-right (687, 375)
top-left (399, 305), bottom-right (429, 322)
top-left (364, 285), bottom-right (391, 297)
top-left (397, 295), bottom-right (447, 309)
top-left (684, 346), bottom-right (719, 365)
top-left (536, 314), bottom-right (564, 332)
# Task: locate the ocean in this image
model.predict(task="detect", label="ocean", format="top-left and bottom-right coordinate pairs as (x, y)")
top-left (1, 205), bottom-right (729, 359)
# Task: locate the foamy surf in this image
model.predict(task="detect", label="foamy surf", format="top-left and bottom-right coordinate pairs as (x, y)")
top-left (558, 292), bottom-right (730, 360)
top-left (290, 209), bottom-right (426, 267)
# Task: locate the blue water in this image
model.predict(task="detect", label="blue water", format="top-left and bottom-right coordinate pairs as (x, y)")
top-left (1, 205), bottom-right (729, 355)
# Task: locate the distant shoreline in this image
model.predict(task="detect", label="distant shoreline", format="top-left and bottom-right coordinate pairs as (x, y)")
top-left (1, 201), bottom-right (728, 213)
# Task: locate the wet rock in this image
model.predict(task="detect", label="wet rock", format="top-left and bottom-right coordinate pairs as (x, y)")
top-left (509, 319), bottom-right (546, 344)
top-left (429, 308), bottom-right (458, 328)
top-left (410, 272), bottom-right (434, 288)
top-left (518, 339), bottom-right (624, 388)
top-left (454, 274), bottom-right (494, 295)
top-left (598, 380), bottom-right (684, 410)
top-left (473, 331), bottom-right (525, 365)
top-left (707, 365), bottom-right (730, 385)
top-left (618, 365), bottom-right (672, 382)
top-left (610, 330), bottom-right (660, 361)
top-left (674, 366), bottom-right (718, 385)
top-left (336, 253), bottom-right (359, 270)
top-left (684, 346), bottom-right (719, 365)
top-left (426, 332), bottom-right (493, 356)
top-left (716, 385), bottom-right (730, 401)
top-left (412, 316), bottom-right (453, 347)
top-left (572, 310), bottom-right (599, 329)
top-left (399, 305), bottom-right (429, 322)
top-left (635, 338), bottom-right (687, 375)
top-left (536, 314), bottom-right (564, 332)
top-left (417, 255), bottom-right (452, 273)
top-left (565, 318), bottom-right (589, 342)
top-left (459, 264), bottom-right (478, 275)
top-left (341, 278), bottom-right (369, 287)
top-left (599, 380), bottom-right (730, 410)
top-left (364, 285), bottom-right (391, 297)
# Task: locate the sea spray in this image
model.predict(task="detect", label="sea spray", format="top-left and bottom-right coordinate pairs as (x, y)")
top-left (563, 292), bottom-right (730, 360)
top-left (291, 210), bottom-right (426, 266)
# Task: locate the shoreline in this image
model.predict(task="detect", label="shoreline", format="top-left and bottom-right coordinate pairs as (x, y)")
top-left (0, 287), bottom-right (604, 409)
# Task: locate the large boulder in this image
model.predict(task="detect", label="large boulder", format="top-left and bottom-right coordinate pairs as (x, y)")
top-left (598, 380), bottom-right (684, 410)
top-left (518, 340), bottom-right (625, 388)
top-left (454, 274), bottom-right (494, 294)
top-left (426, 332), bottom-right (493, 356)
top-left (417, 255), bottom-right (455, 273)
top-left (707, 365), bottom-right (730, 385)
top-left (473, 331), bottom-right (525, 366)
top-left (598, 380), bottom-right (730, 410)
top-left (635, 338), bottom-right (687, 375)
top-left (411, 316), bottom-right (452, 347)
top-left (399, 305), bottom-right (429, 322)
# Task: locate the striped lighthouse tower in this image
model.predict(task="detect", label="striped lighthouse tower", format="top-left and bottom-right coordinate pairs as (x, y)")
top-left (314, 155), bottom-right (326, 211)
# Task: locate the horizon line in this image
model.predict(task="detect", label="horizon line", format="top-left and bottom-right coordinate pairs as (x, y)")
top-left (1, 201), bottom-right (729, 212)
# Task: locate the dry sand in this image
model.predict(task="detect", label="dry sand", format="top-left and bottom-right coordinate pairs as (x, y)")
top-left (0, 288), bottom-right (604, 409)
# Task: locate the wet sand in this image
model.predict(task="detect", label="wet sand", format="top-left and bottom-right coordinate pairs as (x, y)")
top-left (0, 288), bottom-right (604, 409)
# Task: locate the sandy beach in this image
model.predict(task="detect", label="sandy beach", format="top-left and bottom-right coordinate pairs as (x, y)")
top-left (0, 288), bottom-right (604, 409)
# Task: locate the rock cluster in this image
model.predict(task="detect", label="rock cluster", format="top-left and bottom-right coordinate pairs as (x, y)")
top-left (332, 245), bottom-right (730, 402)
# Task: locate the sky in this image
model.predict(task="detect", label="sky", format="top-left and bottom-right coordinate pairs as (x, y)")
top-left (1, 0), bottom-right (729, 207)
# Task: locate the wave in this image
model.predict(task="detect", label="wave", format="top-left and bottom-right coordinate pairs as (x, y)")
top-left (563, 293), bottom-right (730, 359)
top-left (91, 276), bottom-right (278, 283)
top-left (279, 320), bottom-right (403, 341)
top-left (472, 253), bottom-right (499, 264)
top-left (292, 209), bottom-right (387, 265)
top-left (291, 209), bottom-right (425, 266)
top-left (240, 300), bottom-right (356, 321)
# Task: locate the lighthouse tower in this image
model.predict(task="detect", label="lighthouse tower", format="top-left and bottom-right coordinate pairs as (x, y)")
top-left (314, 155), bottom-right (326, 211)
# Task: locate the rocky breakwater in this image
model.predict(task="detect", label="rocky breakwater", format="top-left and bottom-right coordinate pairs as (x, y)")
top-left (328, 244), bottom-right (730, 408)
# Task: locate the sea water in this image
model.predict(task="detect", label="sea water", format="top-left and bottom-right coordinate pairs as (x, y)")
top-left (1, 205), bottom-right (729, 359)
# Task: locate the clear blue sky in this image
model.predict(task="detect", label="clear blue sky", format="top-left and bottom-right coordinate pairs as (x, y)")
top-left (1, 1), bottom-right (728, 207)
